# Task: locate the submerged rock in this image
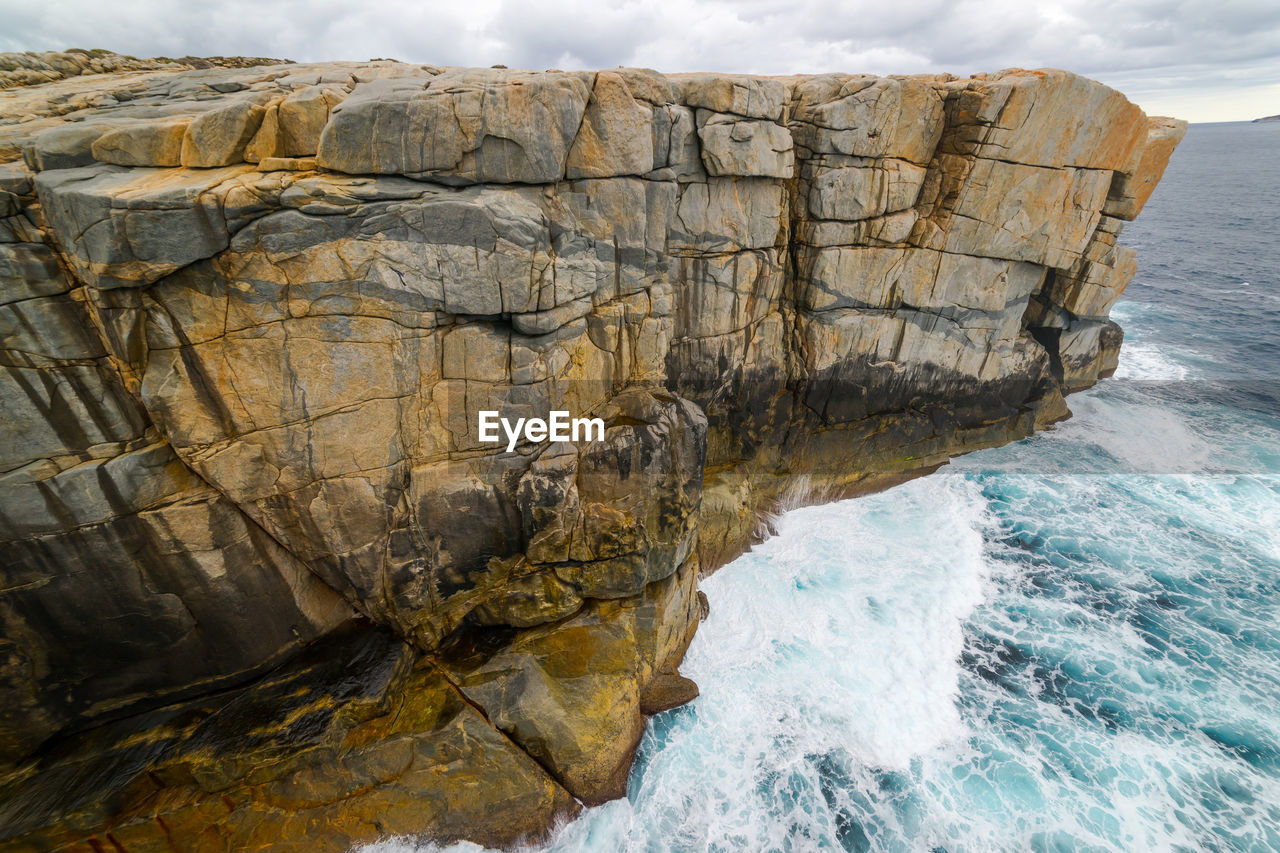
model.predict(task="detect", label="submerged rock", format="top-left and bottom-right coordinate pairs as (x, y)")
top-left (0, 54), bottom-right (1182, 849)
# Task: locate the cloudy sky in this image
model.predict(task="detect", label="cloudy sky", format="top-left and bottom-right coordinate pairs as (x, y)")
top-left (2, 0), bottom-right (1277, 122)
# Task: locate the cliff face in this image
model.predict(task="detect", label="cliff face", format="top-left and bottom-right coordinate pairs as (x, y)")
top-left (0, 58), bottom-right (1182, 850)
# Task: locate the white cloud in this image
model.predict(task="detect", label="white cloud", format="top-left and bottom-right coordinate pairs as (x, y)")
top-left (1, 0), bottom-right (1276, 121)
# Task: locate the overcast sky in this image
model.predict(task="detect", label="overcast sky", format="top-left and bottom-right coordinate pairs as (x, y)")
top-left (2, 0), bottom-right (1277, 122)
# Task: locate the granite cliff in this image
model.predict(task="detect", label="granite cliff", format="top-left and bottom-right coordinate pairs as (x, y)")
top-left (0, 55), bottom-right (1183, 850)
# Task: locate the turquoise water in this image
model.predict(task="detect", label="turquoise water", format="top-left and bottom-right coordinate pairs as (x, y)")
top-left (373, 121), bottom-right (1280, 852)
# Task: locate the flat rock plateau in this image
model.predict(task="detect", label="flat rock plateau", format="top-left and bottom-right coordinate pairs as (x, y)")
top-left (0, 50), bottom-right (1183, 851)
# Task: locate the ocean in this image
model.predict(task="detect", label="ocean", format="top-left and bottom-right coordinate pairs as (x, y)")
top-left (371, 120), bottom-right (1280, 852)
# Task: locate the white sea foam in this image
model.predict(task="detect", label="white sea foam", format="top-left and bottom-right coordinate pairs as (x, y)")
top-left (1062, 393), bottom-right (1213, 474)
top-left (969, 469), bottom-right (1280, 850)
top-left (680, 476), bottom-right (992, 772)
top-left (1112, 339), bottom-right (1190, 381)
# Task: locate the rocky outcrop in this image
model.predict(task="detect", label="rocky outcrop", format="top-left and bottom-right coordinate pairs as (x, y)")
top-left (0, 50), bottom-right (289, 91)
top-left (0, 57), bottom-right (1183, 850)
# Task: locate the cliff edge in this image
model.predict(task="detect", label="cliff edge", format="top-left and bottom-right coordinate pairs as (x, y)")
top-left (0, 57), bottom-right (1183, 850)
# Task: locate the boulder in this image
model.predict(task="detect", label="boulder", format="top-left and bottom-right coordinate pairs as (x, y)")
top-left (697, 112), bottom-right (794, 178)
top-left (181, 99), bottom-right (266, 167)
top-left (673, 73), bottom-right (788, 120)
top-left (91, 117), bottom-right (192, 167)
top-left (565, 71), bottom-right (655, 178)
top-left (316, 69), bottom-right (591, 183)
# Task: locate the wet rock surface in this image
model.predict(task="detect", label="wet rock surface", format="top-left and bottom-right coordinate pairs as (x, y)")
top-left (0, 55), bottom-right (1182, 849)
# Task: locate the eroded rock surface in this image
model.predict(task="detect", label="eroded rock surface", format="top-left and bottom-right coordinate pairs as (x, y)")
top-left (0, 56), bottom-right (1183, 850)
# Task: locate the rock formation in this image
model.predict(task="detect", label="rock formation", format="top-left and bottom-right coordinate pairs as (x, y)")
top-left (0, 49), bottom-right (289, 90)
top-left (0, 55), bottom-right (1183, 850)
